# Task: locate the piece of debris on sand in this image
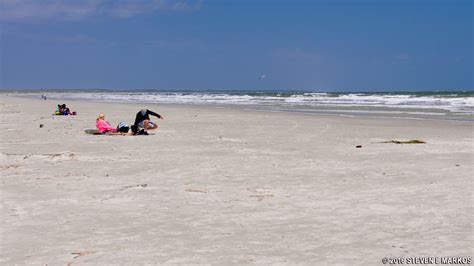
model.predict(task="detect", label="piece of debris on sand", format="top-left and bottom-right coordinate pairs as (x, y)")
top-left (185, 188), bottom-right (209, 193)
top-left (71, 251), bottom-right (94, 259)
top-left (383, 140), bottom-right (426, 144)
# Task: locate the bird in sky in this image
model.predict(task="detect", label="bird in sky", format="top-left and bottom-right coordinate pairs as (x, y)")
top-left (258, 74), bottom-right (266, 79)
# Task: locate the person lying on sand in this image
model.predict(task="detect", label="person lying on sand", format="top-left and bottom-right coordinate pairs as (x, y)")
top-left (96, 113), bottom-right (118, 133)
top-left (132, 109), bottom-right (164, 135)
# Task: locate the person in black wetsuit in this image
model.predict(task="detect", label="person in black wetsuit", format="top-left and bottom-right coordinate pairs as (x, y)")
top-left (132, 109), bottom-right (164, 134)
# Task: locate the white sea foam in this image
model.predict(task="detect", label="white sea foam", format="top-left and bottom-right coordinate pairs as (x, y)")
top-left (37, 91), bottom-right (474, 116)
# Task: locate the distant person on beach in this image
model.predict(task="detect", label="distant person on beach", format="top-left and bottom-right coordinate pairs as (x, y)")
top-left (61, 104), bottom-right (71, 115)
top-left (132, 109), bottom-right (163, 135)
top-left (55, 104), bottom-right (62, 115)
top-left (55, 104), bottom-right (70, 115)
top-left (96, 113), bottom-right (117, 133)
top-left (54, 104), bottom-right (76, 115)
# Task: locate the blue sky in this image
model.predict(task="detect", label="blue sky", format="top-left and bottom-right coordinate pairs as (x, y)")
top-left (1, 0), bottom-right (472, 91)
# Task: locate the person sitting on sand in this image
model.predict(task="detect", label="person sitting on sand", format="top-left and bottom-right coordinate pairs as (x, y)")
top-left (55, 104), bottom-right (62, 115)
top-left (61, 104), bottom-right (72, 115)
top-left (60, 104), bottom-right (77, 115)
top-left (132, 109), bottom-right (164, 135)
top-left (96, 113), bottom-right (117, 133)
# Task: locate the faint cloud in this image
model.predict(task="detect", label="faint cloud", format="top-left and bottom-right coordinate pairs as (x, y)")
top-left (0, 0), bottom-right (203, 21)
top-left (51, 33), bottom-right (98, 43)
top-left (273, 48), bottom-right (322, 63)
top-left (102, 0), bottom-right (203, 18)
top-left (142, 38), bottom-right (207, 52)
top-left (392, 53), bottom-right (414, 65)
top-left (395, 53), bottom-right (411, 61)
top-left (1, 0), bottom-right (103, 21)
top-left (2, 27), bottom-right (99, 44)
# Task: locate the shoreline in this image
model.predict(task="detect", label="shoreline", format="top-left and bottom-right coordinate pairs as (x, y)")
top-left (1, 95), bottom-right (472, 264)
top-left (4, 92), bottom-right (474, 122)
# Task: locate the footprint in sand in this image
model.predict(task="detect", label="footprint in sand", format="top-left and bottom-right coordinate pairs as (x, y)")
top-left (247, 187), bottom-right (274, 201)
top-left (47, 152), bottom-right (75, 162)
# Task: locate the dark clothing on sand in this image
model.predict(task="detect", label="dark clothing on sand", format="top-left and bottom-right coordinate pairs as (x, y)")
top-left (134, 109), bottom-right (161, 127)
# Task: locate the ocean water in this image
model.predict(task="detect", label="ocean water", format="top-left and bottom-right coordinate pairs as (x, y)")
top-left (8, 90), bottom-right (474, 121)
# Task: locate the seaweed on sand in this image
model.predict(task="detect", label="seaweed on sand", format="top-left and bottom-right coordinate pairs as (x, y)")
top-left (383, 140), bottom-right (426, 144)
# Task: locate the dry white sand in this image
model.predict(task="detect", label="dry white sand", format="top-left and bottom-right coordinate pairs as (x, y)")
top-left (1, 95), bottom-right (473, 264)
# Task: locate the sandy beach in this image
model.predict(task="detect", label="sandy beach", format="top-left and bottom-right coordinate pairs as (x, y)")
top-left (1, 95), bottom-right (472, 264)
